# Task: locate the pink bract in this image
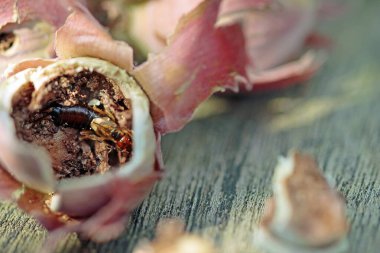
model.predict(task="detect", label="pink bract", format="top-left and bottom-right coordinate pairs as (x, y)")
top-left (0, 0), bottom-right (80, 75)
top-left (127, 0), bottom-right (328, 91)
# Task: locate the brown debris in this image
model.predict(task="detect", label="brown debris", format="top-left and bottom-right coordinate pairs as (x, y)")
top-left (255, 151), bottom-right (349, 253)
top-left (11, 70), bottom-right (133, 180)
top-left (133, 219), bottom-right (216, 253)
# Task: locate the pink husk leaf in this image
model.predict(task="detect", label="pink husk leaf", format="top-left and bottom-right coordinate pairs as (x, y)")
top-left (242, 0), bottom-right (318, 70)
top-left (15, 0), bottom-right (71, 28)
top-left (218, 0), bottom-right (275, 20)
top-left (0, 0), bottom-right (83, 76)
top-left (250, 50), bottom-right (325, 92)
top-left (0, 0), bottom-right (16, 30)
top-left (127, 0), bottom-right (204, 54)
top-left (217, 0), bottom-right (328, 91)
top-left (126, 0), bottom-right (327, 93)
top-left (0, 0), bottom-right (77, 31)
top-left (132, 0), bottom-right (249, 133)
top-left (55, 4), bottom-right (134, 72)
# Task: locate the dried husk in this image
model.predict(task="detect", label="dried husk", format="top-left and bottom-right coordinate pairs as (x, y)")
top-left (104, 0), bottom-right (327, 92)
top-left (0, 0), bottom-right (79, 75)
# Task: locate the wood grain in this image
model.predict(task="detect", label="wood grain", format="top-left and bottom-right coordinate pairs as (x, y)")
top-left (1, 1), bottom-right (379, 253)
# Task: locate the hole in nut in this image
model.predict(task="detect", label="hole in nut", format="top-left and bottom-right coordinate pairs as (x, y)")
top-left (11, 70), bottom-right (133, 180)
top-left (0, 32), bottom-right (16, 53)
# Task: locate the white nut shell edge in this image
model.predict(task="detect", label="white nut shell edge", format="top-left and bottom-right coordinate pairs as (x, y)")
top-left (0, 57), bottom-right (156, 194)
top-left (253, 151), bottom-right (349, 253)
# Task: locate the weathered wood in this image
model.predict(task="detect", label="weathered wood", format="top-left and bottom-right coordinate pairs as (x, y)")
top-left (1, 1), bottom-right (379, 253)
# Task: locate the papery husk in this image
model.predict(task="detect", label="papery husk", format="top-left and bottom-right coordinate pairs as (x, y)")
top-left (217, 0), bottom-right (327, 91)
top-left (0, 22), bottom-right (55, 75)
top-left (131, 0), bottom-right (249, 133)
top-left (111, 0), bottom-right (327, 93)
top-left (0, 0), bottom-right (83, 75)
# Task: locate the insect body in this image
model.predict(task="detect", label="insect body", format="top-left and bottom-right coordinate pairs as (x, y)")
top-left (50, 104), bottom-right (132, 154)
top-left (89, 117), bottom-right (133, 153)
top-left (51, 105), bottom-right (100, 129)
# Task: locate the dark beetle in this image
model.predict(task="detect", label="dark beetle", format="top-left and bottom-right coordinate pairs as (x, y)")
top-left (49, 104), bottom-right (133, 155)
top-left (50, 105), bottom-right (100, 129)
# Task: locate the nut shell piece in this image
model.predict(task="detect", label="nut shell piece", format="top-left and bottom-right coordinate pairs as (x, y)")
top-left (0, 57), bottom-right (158, 242)
top-left (254, 151), bottom-right (349, 253)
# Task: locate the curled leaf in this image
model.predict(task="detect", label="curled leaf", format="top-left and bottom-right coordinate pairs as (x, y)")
top-left (0, 0), bottom-right (81, 75)
top-left (55, 4), bottom-right (134, 72)
top-left (218, 0), bottom-right (326, 91)
top-left (119, 0), bottom-right (327, 92)
top-left (127, 0), bottom-right (204, 54)
top-left (133, 0), bottom-right (249, 133)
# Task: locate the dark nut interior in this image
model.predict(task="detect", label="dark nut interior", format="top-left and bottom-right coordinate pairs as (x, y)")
top-left (11, 70), bottom-right (133, 179)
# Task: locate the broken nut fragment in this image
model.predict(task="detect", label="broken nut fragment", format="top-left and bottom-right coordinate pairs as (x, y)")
top-left (133, 219), bottom-right (216, 253)
top-left (0, 57), bottom-right (157, 223)
top-left (254, 151), bottom-right (349, 253)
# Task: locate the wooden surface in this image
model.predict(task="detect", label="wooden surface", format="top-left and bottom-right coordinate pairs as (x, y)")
top-left (1, 2), bottom-right (379, 253)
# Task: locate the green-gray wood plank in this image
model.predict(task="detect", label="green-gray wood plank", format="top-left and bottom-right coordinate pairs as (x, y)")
top-left (1, 1), bottom-right (379, 253)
